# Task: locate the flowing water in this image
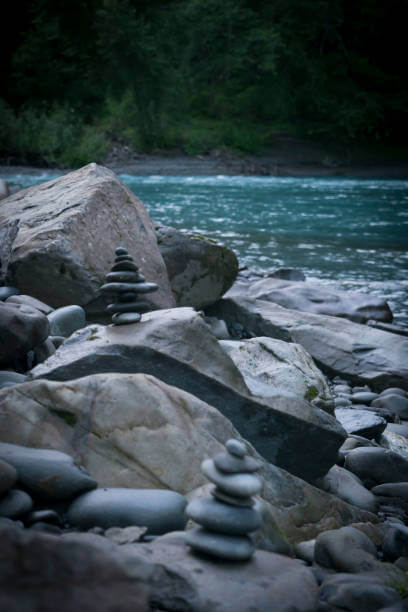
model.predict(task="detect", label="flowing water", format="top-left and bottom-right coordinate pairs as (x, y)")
top-left (3, 172), bottom-right (408, 325)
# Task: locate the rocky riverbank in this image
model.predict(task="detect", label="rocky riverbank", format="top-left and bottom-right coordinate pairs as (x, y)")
top-left (0, 164), bottom-right (408, 611)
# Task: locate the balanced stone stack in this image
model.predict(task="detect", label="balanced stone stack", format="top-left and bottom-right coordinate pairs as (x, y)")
top-left (100, 247), bottom-right (158, 325)
top-left (185, 439), bottom-right (262, 561)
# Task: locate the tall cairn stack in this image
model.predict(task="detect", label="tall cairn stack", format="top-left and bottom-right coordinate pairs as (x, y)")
top-left (100, 247), bottom-right (158, 325)
top-left (185, 439), bottom-right (262, 561)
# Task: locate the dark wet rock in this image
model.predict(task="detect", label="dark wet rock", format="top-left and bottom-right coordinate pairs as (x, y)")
top-left (33, 337), bottom-right (56, 365)
top-left (335, 407), bottom-right (387, 440)
top-left (294, 539), bottom-right (316, 564)
top-left (372, 483), bottom-right (408, 501)
top-left (0, 523), bottom-right (150, 611)
top-left (29, 307), bottom-right (346, 483)
top-left (344, 447), bottom-right (408, 487)
top-left (66, 488), bottom-right (187, 534)
top-left (320, 465), bottom-right (378, 513)
top-left (267, 267), bottom-right (306, 281)
top-left (380, 388), bottom-right (407, 398)
top-left (386, 423), bottom-right (408, 438)
top-left (207, 297), bottom-right (408, 392)
top-left (0, 489), bottom-right (33, 518)
top-left (6, 294), bottom-right (54, 314)
top-left (338, 435), bottom-right (378, 464)
top-left (26, 509), bottom-right (62, 526)
top-left (334, 384), bottom-right (352, 394)
top-left (318, 573), bottom-right (404, 612)
top-left (335, 397), bottom-right (352, 407)
top-left (0, 458), bottom-right (17, 495)
top-left (226, 277), bottom-right (393, 323)
top-left (382, 523), bottom-right (408, 561)
top-left (155, 223), bottom-right (238, 309)
top-left (0, 442), bottom-right (97, 501)
top-left (48, 305), bottom-right (86, 337)
top-left (0, 301), bottom-right (50, 368)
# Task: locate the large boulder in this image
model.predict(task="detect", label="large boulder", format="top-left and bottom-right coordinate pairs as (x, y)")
top-left (0, 164), bottom-right (174, 313)
top-left (29, 307), bottom-right (346, 482)
top-left (155, 223), bottom-right (238, 308)
top-left (0, 372), bottom-right (375, 544)
top-left (220, 337), bottom-right (332, 405)
top-left (0, 524), bottom-right (150, 612)
top-left (208, 298), bottom-right (408, 392)
top-left (227, 277), bottom-right (393, 323)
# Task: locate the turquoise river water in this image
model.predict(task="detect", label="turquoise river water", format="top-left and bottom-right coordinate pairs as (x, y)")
top-left (2, 172), bottom-right (408, 326)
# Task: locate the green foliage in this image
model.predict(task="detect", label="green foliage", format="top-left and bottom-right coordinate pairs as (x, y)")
top-left (1, 0), bottom-right (407, 166)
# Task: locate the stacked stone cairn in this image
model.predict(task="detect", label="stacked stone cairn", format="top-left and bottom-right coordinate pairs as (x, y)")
top-left (185, 439), bottom-right (262, 561)
top-left (100, 247), bottom-right (158, 325)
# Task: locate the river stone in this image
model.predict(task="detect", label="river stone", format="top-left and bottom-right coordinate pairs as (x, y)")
top-left (155, 223), bottom-right (238, 309)
top-left (0, 489), bottom-right (33, 518)
top-left (0, 301), bottom-right (50, 368)
top-left (185, 527), bottom-right (255, 560)
top-left (0, 458), bottom-right (17, 495)
top-left (212, 487), bottom-right (254, 507)
top-left (0, 523), bottom-right (150, 611)
top-left (29, 307), bottom-right (346, 483)
top-left (208, 297), bottom-right (408, 392)
top-left (321, 465), bottom-right (378, 513)
top-left (382, 523), bottom-right (408, 561)
top-left (66, 488), bottom-right (187, 534)
top-left (48, 305), bottom-right (86, 337)
top-left (318, 573), bottom-right (403, 612)
top-left (226, 277), bottom-right (393, 324)
top-left (344, 447), bottom-right (408, 487)
top-left (226, 439), bottom-right (247, 457)
top-left (386, 423), bottom-right (408, 438)
top-left (0, 286), bottom-right (20, 301)
top-left (186, 497), bottom-right (261, 535)
top-left (220, 336), bottom-right (332, 407)
top-left (314, 525), bottom-right (378, 573)
top-left (33, 337), bottom-right (56, 365)
top-left (372, 483), bottom-right (408, 500)
top-left (201, 459), bottom-right (262, 497)
top-left (0, 442), bottom-right (97, 501)
top-left (6, 294), bottom-right (54, 314)
top-left (0, 370), bottom-right (27, 389)
top-left (380, 387), bottom-right (407, 398)
top-left (335, 407), bottom-right (387, 439)
top-left (136, 532), bottom-right (318, 612)
top-left (372, 394), bottom-right (408, 420)
top-left (0, 163), bottom-right (174, 313)
top-left (214, 452), bottom-right (261, 474)
top-left (0, 372), bottom-right (376, 545)
top-left (334, 384), bottom-right (352, 394)
top-left (26, 509), bottom-right (62, 526)
top-left (352, 391), bottom-right (379, 404)
top-left (335, 397), bottom-right (352, 408)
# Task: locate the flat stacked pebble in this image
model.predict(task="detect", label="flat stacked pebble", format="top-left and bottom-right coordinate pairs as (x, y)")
top-left (185, 439), bottom-right (262, 561)
top-left (100, 247), bottom-right (158, 325)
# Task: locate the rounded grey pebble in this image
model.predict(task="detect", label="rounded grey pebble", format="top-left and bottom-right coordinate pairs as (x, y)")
top-left (202, 459), bottom-right (262, 497)
top-left (0, 458), bottom-right (18, 496)
top-left (186, 497), bottom-right (261, 535)
top-left (225, 439), bottom-right (247, 458)
top-left (111, 312), bottom-right (141, 325)
top-left (0, 489), bottom-right (33, 518)
top-left (115, 247), bottom-right (128, 256)
top-left (29, 521), bottom-right (62, 535)
top-left (334, 397), bottom-right (352, 408)
top-left (186, 527), bottom-right (255, 561)
top-left (333, 384), bottom-right (352, 394)
top-left (214, 452), bottom-right (261, 474)
top-left (379, 387), bottom-right (407, 398)
top-left (26, 509), bottom-right (62, 526)
top-left (351, 392), bottom-right (378, 405)
top-left (212, 487), bottom-right (254, 507)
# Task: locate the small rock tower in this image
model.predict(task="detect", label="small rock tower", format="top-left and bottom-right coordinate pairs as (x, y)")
top-left (100, 247), bottom-right (158, 325)
top-left (185, 439), bottom-right (262, 561)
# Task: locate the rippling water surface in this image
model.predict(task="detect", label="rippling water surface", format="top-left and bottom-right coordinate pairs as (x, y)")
top-left (3, 172), bottom-right (408, 325)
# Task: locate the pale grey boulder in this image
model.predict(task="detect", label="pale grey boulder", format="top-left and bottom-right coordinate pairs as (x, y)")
top-left (0, 163), bottom-right (174, 312)
top-left (0, 373), bottom-right (375, 545)
top-left (29, 307), bottom-right (346, 482)
top-left (226, 277), bottom-right (393, 323)
top-left (320, 465), bottom-right (378, 513)
top-left (208, 297), bottom-right (408, 391)
top-left (155, 223), bottom-right (238, 308)
top-left (220, 336), bottom-right (332, 408)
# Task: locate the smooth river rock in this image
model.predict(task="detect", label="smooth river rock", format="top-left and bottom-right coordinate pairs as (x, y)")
top-left (226, 277), bottom-right (393, 323)
top-left (29, 307), bottom-right (346, 483)
top-left (66, 488), bottom-right (187, 534)
top-left (207, 297), bottom-right (408, 391)
top-left (0, 372), bottom-right (375, 545)
top-left (0, 163), bottom-right (174, 312)
top-left (0, 301), bottom-right (50, 368)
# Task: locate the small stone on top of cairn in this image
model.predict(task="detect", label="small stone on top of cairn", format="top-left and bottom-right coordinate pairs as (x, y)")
top-left (185, 439), bottom-right (262, 561)
top-left (100, 247), bottom-right (158, 325)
